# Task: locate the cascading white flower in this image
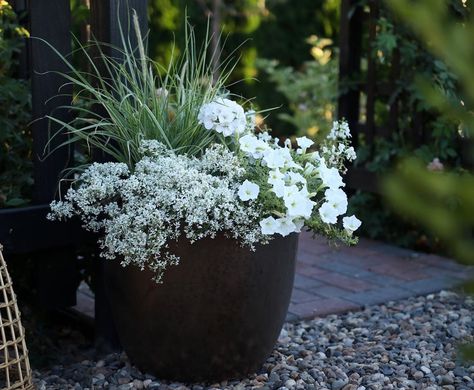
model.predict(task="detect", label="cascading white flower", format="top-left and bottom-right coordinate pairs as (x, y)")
top-left (318, 202), bottom-right (339, 224)
top-left (318, 159), bottom-right (345, 189)
top-left (238, 180), bottom-right (260, 201)
top-left (259, 216), bottom-right (278, 235)
top-left (343, 215), bottom-right (362, 234)
top-left (274, 217), bottom-right (297, 237)
top-left (296, 136), bottom-right (314, 154)
top-left (324, 187), bottom-right (348, 215)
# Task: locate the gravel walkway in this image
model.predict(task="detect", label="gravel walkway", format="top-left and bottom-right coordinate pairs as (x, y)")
top-left (34, 290), bottom-right (474, 390)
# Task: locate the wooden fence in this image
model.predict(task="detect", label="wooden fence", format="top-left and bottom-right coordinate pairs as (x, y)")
top-left (0, 1), bottom-right (147, 343)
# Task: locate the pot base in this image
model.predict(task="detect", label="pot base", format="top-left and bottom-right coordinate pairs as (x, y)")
top-left (104, 233), bottom-right (298, 382)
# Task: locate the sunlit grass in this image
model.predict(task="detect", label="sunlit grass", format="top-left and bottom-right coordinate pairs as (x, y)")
top-left (44, 12), bottom-right (239, 168)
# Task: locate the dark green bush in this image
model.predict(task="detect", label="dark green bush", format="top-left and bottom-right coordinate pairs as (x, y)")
top-left (0, 2), bottom-right (32, 207)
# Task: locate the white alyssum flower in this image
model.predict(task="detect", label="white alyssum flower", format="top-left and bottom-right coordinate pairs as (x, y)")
top-left (48, 141), bottom-right (266, 283)
top-left (198, 97), bottom-right (246, 136)
top-left (258, 131), bottom-right (272, 142)
top-left (238, 180), bottom-right (260, 201)
top-left (343, 215), bottom-right (362, 234)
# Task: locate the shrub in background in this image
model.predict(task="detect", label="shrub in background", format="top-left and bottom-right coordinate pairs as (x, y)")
top-left (0, 1), bottom-right (32, 208)
top-left (347, 0), bottom-right (469, 252)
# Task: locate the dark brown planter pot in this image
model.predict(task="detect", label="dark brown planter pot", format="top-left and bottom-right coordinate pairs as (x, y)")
top-left (104, 233), bottom-right (298, 382)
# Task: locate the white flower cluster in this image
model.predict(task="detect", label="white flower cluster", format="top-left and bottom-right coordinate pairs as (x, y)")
top-left (321, 121), bottom-right (357, 168)
top-left (199, 99), bottom-right (361, 238)
top-left (50, 97), bottom-right (362, 283)
top-left (49, 142), bottom-right (266, 282)
top-left (197, 97), bottom-right (250, 136)
top-left (197, 98), bottom-right (361, 238)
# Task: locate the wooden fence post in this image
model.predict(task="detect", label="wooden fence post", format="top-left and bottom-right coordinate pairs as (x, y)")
top-left (28, 1), bottom-right (80, 308)
top-left (29, 0), bottom-right (73, 204)
top-left (338, 0), bottom-right (363, 144)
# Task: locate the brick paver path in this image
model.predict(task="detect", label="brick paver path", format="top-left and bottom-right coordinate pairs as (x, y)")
top-left (287, 231), bottom-right (473, 321)
top-left (74, 232), bottom-right (473, 322)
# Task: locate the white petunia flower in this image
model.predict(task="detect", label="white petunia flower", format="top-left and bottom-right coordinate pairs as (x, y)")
top-left (268, 169), bottom-right (284, 185)
top-left (275, 217), bottom-right (297, 237)
top-left (318, 159), bottom-right (345, 189)
top-left (304, 162), bottom-right (316, 175)
top-left (284, 193), bottom-right (315, 219)
top-left (239, 134), bottom-right (259, 155)
top-left (260, 216), bottom-right (278, 235)
top-left (263, 148), bottom-right (286, 169)
top-left (318, 202), bottom-right (339, 224)
top-left (324, 187), bottom-right (348, 215)
top-left (238, 180), bottom-right (260, 201)
top-left (283, 184), bottom-right (299, 200)
top-left (292, 218), bottom-right (305, 232)
top-left (286, 171), bottom-right (306, 185)
top-left (296, 136), bottom-right (314, 151)
top-left (271, 179), bottom-right (285, 198)
top-left (343, 215), bottom-right (361, 234)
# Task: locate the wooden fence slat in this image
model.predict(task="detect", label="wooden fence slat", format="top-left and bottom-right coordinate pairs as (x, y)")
top-left (338, 0), bottom-right (363, 145)
top-left (364, 1), bottom-right (378, 146)
top-left (29, 0), bottom-right (73, 204)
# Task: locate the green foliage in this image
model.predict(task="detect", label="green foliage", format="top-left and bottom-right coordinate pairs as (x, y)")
top-left (347, 0), bottom-right (469, 250)
top-left (383, 0), bottom-right (474, 262)
top-left (257, 36), bottom-right (338, 139)
top-left (0, 2), bottom-right (32, 208)
top-left (382, 0), bottom-right (473, 357)
top-left (146, 0), bottom-right (340, 134)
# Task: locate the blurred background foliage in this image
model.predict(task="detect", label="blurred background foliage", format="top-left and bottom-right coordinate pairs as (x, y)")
top-left (1, 0), bottom-right (472, 266)
top-left (347, 0), bottom-right (471, 253)
top-left (383, 0), bottom-right (473, 262)
top-left (0, 1), bottom-right (32, 207)
top-left (382, 0), bottom-right (473, 358)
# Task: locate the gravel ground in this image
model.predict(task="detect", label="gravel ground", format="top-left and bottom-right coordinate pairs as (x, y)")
top-left (34, 290), bottom-right (474, 390)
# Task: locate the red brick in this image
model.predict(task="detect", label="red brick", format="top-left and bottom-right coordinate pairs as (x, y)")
top-left (293, 274), bottom-right (323, 290)
top-left (296, 262), bottom-right (329, 278)
top-left (291, 288), bottom-right (321, 304)
top-left (369, 262), bottom-right (428, 281)
top-left (311, 271), bottom-right (376, 292)
top-left (310, 285), bottom-right (352, 298)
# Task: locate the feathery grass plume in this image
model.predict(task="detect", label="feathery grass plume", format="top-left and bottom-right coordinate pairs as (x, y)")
top-left (44, 10), bottom-right (239, 169)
